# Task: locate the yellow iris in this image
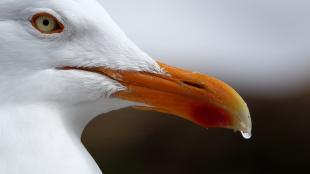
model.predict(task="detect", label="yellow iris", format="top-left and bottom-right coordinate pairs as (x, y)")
top-left (34, 15), bottom-right (57, 33)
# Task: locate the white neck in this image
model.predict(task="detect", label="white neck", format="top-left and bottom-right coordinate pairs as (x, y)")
top-left (0, 99), bottom-right (133, 174)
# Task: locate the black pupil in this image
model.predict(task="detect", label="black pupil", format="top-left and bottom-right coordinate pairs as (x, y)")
top-left (43, 19), bottom-right (50, 26)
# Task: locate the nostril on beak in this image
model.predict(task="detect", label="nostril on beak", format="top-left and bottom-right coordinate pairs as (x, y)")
top-left (183, 81), bottom-right (205, 89)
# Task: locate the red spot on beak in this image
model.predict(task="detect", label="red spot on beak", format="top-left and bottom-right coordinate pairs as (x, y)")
top-left (190, 102), bottom-right (232, 128)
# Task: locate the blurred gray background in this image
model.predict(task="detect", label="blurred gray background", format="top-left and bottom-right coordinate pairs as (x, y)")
top-left (82, 0), bottom-right (310, 173)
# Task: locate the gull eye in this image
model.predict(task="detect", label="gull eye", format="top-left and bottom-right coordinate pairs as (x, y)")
top-left (31, 13), bottom-right (64, 34)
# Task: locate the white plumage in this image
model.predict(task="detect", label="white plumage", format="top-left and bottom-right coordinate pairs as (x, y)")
top-left (0, 0), bottom-right (161, 173)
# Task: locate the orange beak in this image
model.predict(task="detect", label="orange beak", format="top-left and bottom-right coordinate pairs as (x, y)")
top-left (67, 62), bottom-right (251, 137)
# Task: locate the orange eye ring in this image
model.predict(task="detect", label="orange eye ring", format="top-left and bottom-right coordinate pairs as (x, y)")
top-left (31, 13), bottom-right (64, 34)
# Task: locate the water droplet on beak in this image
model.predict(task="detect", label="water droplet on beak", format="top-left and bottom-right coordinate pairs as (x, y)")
top-left (241, 131), bottom-right (252, 139)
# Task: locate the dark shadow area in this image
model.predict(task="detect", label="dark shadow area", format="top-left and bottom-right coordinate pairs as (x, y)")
top-left (82, 91), bottom-right (310, 174)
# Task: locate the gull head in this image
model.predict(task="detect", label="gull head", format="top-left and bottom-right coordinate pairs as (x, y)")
top-left (0, 0), bottom-right (251, 136)
top-left (0, 0), bottom-right (161, 104)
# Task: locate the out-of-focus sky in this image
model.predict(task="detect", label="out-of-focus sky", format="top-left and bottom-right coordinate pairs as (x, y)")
top-left (100, 0), bottom-right (310, 97)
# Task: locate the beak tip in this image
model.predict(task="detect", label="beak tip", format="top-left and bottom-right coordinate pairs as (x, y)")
top-left (236, 103), bottom-right (252, 139)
